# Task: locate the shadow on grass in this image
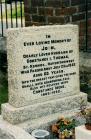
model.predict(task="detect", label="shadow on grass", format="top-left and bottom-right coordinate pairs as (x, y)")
top-left (0, 72), bottom-right (8, 114)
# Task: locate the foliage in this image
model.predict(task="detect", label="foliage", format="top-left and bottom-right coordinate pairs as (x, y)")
top-left (57, 117), bottom-right (76, 132)
top-left (78, 97), bottom-right (91, 125)
top-left (51, 116), bottom-right (76, 139)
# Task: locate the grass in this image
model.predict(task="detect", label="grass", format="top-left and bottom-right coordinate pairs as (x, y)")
top-left (2, 0), bottom-right (5, 2)
top-left (1, 3), bottom-right (24, 19)
top-left (7, 5), bottom-right (24, 18)
top-left (0, 73), bottom-right (8, 114)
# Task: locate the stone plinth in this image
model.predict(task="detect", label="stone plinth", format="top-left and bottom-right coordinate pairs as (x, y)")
top-left (2, 92), bottom-right (87, 124)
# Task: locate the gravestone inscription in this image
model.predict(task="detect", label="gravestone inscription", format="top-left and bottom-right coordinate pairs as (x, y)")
top-left (6, 25), bottom-right (79, 107)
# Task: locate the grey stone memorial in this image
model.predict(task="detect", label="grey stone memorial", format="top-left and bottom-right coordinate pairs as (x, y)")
top-left (0, 25), bottom-right (88, 138)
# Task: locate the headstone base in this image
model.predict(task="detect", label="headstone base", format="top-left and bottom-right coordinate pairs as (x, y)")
top-left (0, 102), bottom-right (91, 139)
top-left (2, 92), bottom-right (87, 124)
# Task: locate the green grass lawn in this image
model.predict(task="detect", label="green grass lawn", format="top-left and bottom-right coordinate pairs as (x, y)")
top-left (7, 5), bottom-right (24, 18)
top-left (1, 3), bottom-right (24, 19)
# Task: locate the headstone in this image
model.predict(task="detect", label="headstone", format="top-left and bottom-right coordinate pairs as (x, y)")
top-left (1, 25), bottom-right (87, 125)
top-left (5, 25), bottom-right (80, 107)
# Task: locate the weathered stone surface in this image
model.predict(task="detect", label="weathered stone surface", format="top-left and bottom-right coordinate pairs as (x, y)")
top-left (2, 92), bottom-right (87, 124)
top-left (5, 25), bottom-right (80, 108)
top-left (0, 116), bottom-right (35, 139)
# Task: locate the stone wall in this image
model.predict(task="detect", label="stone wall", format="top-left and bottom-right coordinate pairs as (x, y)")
top-left (24, 0), bottom-right (91, 51)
